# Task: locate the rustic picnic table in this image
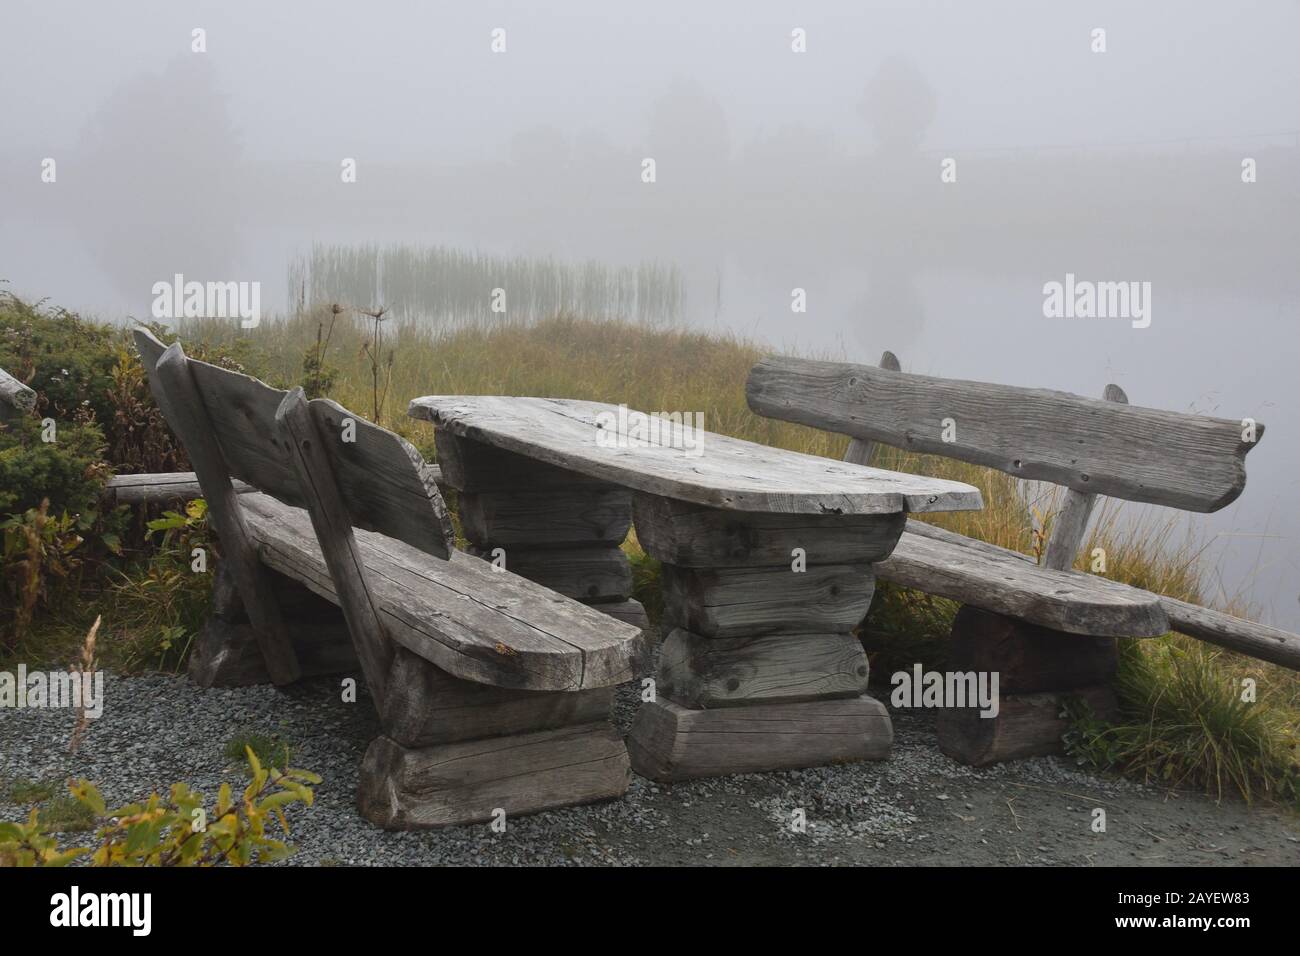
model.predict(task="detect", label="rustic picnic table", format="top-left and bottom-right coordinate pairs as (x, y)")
top-left (409, 396), bottom-right (982, 781)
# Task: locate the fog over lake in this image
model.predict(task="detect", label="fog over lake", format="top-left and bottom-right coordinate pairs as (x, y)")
top-left (3, 1), bottom-right (1297, 625)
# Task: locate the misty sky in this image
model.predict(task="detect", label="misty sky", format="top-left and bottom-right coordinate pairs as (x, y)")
top-left (2, 1), bottom-right (1298, 625)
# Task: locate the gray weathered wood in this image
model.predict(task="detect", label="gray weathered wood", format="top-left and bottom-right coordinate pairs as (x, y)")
top-left (105, 472), bottom-right (257, 507)
top-left (152, 343), bottom-right (301, 685)
top-left (358, 724), bottom-right (630, 828)
top-left (0, 367), bottom-right (36, 417)
top-left (661, 562), bottom-right (876, 638)
top-left (593, 598), bottom-right (651, 631)
top-left (277, 388), bottom-right (394, 707)
top-left (187, 563), bottom-right (357, 687)
top-left (135, 328), bottom-right (454, 560)
top-left (409, 396), bottom-right (982, 516)
top-left (239, 491), bottom-right (645, 691)
top-left (478, 546), bottom-right (633, 602)
top-left (1042, 383), bottom-right (1129, 570)
top-left (628, 695), bottom-right (892, 781)
top-left (434, 430), bottom-right (608, 493)
top-left (842, 350), bottom-right (900, 466)
top-left (747, 355), bottom-right (1262, 512)
top-left (459, 489), bottom-right (632, 548)
top-left (380, 646), bottom-right (614, 747)
top-left (936, 683), bottom-right (1118, 767)
top-left (633, 493), bottom-right (904, 568)
top-left (658, 629), bottom-right (869, 708)
top-left (876, 526), bottom-right (1169, 637)
top-left (1160, 597), bottom-right (1300, 671)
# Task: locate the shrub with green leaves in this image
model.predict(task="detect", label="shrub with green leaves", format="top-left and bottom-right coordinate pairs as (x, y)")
top-left (0, 748), bottom-right (320, 866)
top-left (0, 414), bottom-right (109, 516)
top-left (2, 500), bottom-right (90, 650)
top-left (103, 499), bottom-right (214, 671)
top-left (0, 293), bottom-right (119, 427)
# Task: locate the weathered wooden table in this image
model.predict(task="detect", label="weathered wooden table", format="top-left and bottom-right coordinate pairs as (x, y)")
top-left (409, 396), bottom-right (982, 781)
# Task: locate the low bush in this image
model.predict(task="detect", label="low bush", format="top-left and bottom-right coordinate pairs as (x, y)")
top-left (0, 749), bottom-right (320, 866)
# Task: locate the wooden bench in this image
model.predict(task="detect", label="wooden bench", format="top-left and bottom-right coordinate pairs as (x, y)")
top-left (409, 395), bottom-right (982, 781)
top-left (747, 352), bottom-right (1296, 766)
top-left (132, 329), bottom-right (645, 827)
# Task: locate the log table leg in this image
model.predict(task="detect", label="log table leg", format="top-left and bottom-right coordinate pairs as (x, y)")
top-left (434, 431), bottom-right (649, 629)
top-left (935, 606), bottom-right (1121, 766)
top-left (627, 494), bottom-right (903, 781)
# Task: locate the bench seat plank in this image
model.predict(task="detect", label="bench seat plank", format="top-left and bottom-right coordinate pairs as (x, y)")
top-left (877, 521), bottom-right (1169, 637)
top-left (238, 492), bottom-right (643, 692)
top-left (409, 396), bottom-right (982, 516)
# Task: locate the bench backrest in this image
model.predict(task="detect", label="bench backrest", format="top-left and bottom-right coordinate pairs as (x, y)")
top-left (746, 354), bottom-right (1263, 514)
top-left (133, 328), bottom-right (453, 557)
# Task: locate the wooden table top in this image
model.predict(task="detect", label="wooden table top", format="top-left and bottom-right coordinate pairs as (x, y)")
top-left (409, 396), bottom-right (983, 516)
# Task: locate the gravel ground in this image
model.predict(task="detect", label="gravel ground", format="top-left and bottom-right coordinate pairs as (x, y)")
top-left (2, 671), bottom-right (1297, 866)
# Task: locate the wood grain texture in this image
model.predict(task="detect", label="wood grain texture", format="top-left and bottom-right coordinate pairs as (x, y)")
top-left (358, 724), bottom-right (629, 828)
top-left (380, 646), bottom-right (614, 747)
top-left (627, 695), bottom-right (892, 781)
top-left (1042, 384), bottom-right (1129, 570)
top-left (661, 562), bottom-right (876, 638)
top-left (842, 350), bottom-right (900, 466)
top-left (135, 328), bottom-right (455, 560)
top-left (936, 684), bottom-right (1118, 767)
top-left (277, 388), bottom-right (394, 707)
top-left (458, 488), bottom-right (632, 548)
top-left (592, 598), bottom-right (651, 631)
top-left (0, 366), bottom-right (36, 416)
top-left (747, 355), bottom-right (1261, 512)
top-left (434, 430), bottom-right (609, 493)
top-left (105, 472), bottom-right (256, 507)
top-left (186, 563), bottom-right (357, 688)
top-left (152, 343), bottom-right (301, 685)
top-left (477, 546), bottom-right (633, 602)
top-left (633, 493), bottom-right (905, 568)
top-left (409, 395), bottom-right (982, 516)
top-left (657, 629), bottom-right (869, 707)
top-left (876, 527), bottom-right (1168, 637)
top-left (1161, 597), bottom-right (1300, 671)
top-left (239, 492), bottom-right (645, 691)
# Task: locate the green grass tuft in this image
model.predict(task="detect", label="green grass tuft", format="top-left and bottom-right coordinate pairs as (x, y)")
top-left (223, 729), bottom-right (293, 773)
top-left (6, 778), bottom-right (58, 805)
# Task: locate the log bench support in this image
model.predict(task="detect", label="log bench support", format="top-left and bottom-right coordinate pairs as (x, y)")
top-left (434, 430), bottom-right (649, 629)
top-left (360, 647), bottom-right (629, 828)
top-left (934, 606), bottom-right (1121, 766)
top-left (188, 562), bottom-right (358, 688)
top-left (627, 494), bottom-right (899, 781)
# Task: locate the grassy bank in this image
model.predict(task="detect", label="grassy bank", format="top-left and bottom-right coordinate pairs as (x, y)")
top-left (4, 296), bottom-right (1297, 807)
